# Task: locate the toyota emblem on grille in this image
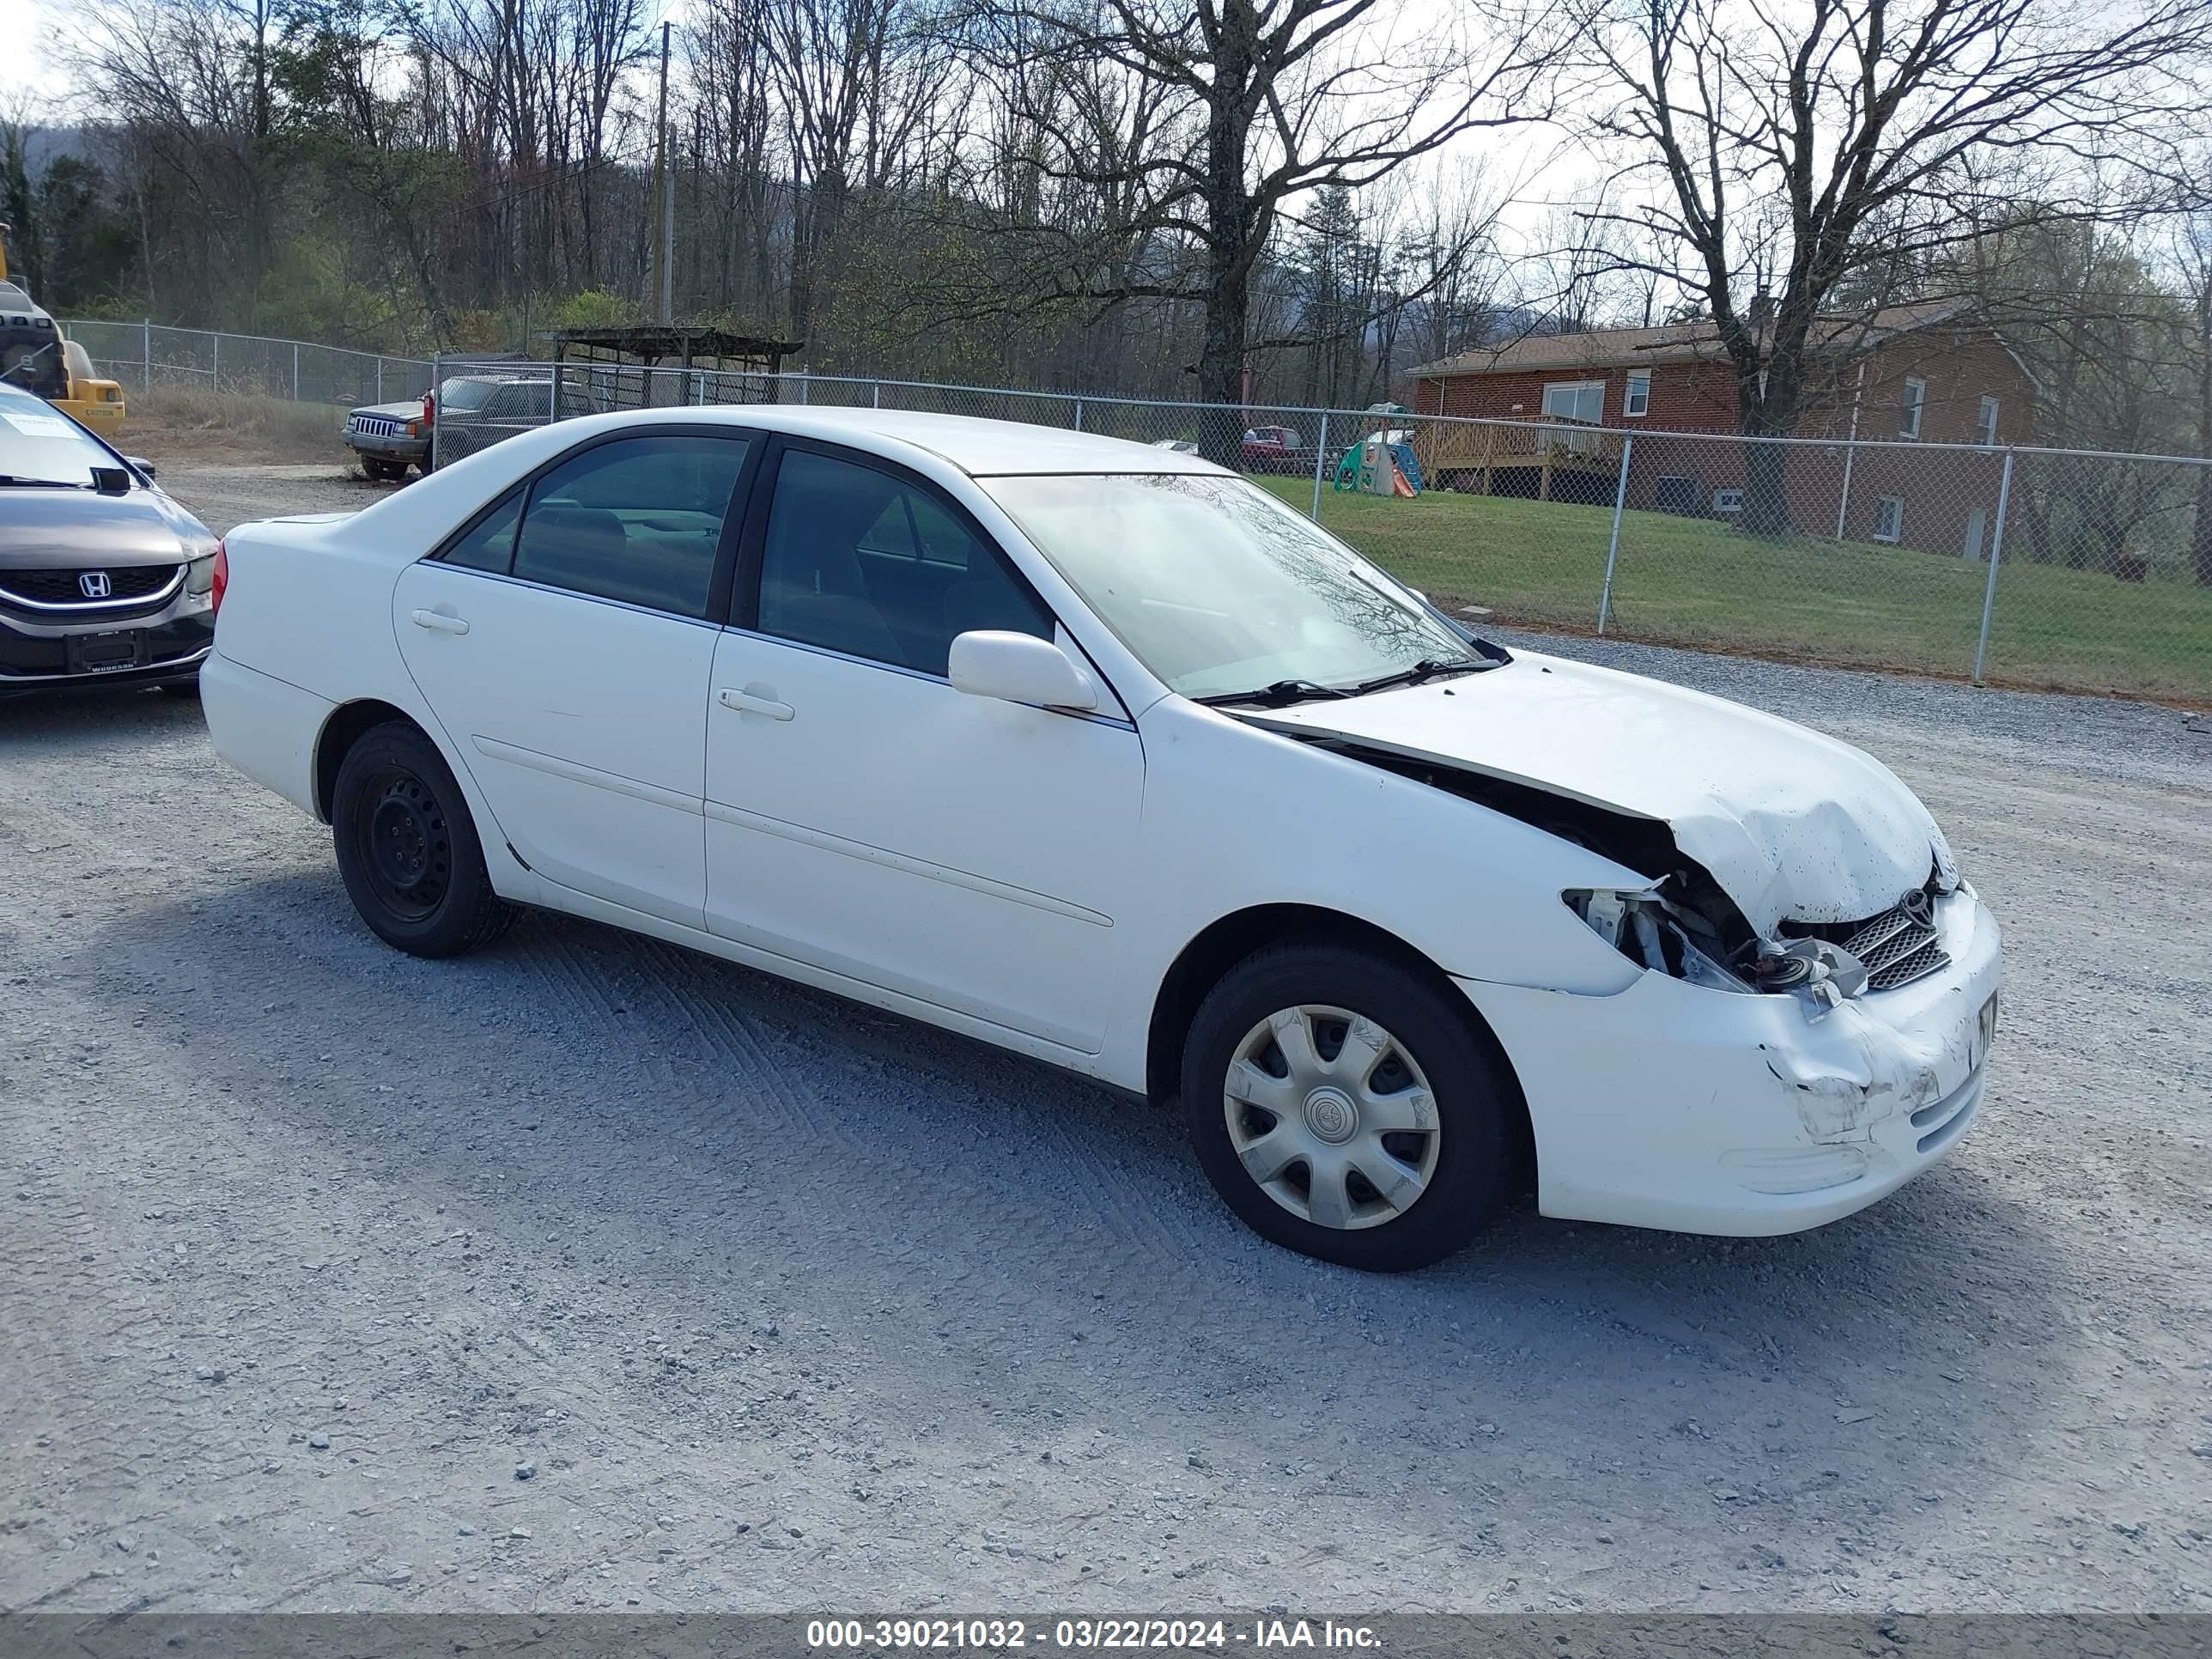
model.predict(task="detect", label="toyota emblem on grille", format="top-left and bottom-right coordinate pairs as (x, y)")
top-left (1899, 888), bottom-right (1934, 927)
top-left (78, 571), bottom-right (112, 599)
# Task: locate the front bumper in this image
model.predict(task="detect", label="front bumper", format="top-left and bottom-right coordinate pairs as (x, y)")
top-left (346, 432), bottom-right (429, 464)
top-left (1467, 887), bottom-right (2002, 1236)
top-left (0, 594), bottom-right (216, 697)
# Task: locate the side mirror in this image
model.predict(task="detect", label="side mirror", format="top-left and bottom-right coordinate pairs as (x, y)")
top-left (948, 630), bottom-right (1098, 712)
top-left (125, 455), bottom-right (156, 481)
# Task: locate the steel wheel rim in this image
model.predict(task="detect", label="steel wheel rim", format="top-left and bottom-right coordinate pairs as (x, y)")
top-left (1222, 1003), bottom-right (1441, 1231)
top-left (355, 765), bottom-right (452, 922)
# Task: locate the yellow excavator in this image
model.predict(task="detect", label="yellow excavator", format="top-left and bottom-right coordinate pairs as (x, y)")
top-left (0, 220), bottom-right (126, 433)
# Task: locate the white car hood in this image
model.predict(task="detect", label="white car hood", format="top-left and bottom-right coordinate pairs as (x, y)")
top-left (1255, 651), bottom-right (1948, 936)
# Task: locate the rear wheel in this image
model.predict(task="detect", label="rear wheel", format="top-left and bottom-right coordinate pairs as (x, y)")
top-left (1180, 945), bottom-right (1517, 1271)
top-left (331, 721), bottom-right (514, 957)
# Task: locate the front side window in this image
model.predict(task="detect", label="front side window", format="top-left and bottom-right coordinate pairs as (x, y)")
top-left (757, 448), bottom-right (1052, 676)
top-left (983, 473), bottom-right (1472, 702)
top-left (1900, 377), bottom-right (1927, 439)
top-left (510, 434), bottom-right (749, 617)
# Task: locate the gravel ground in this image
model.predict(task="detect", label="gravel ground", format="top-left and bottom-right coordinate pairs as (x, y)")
top-left (2, 462), bottom-right (2209, 1616)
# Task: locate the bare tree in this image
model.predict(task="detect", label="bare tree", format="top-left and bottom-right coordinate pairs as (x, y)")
top-left (961, 0), bottom-right (1555, 461)
top-left (1565, 0), bottom-right (2211, 533)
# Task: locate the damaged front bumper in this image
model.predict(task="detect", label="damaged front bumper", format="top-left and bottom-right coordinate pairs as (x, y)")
top-left (1463, 887), bottom-right (2002, 1237)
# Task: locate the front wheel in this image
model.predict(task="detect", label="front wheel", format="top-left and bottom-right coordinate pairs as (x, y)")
top-left (331, 720), bottom-right (514, 957)
top-left (1180, 945), bottom-right (1519, 1271)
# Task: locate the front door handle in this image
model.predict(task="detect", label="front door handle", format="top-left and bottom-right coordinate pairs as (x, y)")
top-left (410, 609), bottom-right (471, 635)
top-left (718, 686), bottom-right (794, 721)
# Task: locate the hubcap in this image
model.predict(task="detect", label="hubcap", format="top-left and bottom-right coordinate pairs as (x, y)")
top-left (1222, 1004), bottom-right (1441, 1231)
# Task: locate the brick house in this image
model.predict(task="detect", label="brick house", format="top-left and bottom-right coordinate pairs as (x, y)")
top-left (1404, 302), bottom-right (2039, 559)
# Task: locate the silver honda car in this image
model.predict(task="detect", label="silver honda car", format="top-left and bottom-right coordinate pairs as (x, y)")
top-left (0, 381), bottom-right (219, 698)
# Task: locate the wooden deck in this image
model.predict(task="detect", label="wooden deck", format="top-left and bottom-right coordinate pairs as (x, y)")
top-left (1413, 422), bottom-right (1624, 501)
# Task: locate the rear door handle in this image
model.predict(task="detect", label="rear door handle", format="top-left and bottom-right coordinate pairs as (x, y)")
top-left (718, 687), bottom-right (794, 721)
top-left (410, 609), bottom-right (470, 635)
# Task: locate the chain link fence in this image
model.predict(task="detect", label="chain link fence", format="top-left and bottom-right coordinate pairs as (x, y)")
top-left (426, 357), bottom-right (2211, 704)
top-left (65, 319), bottom-right (432, 411)
top-left (62, 328), bottom-right (2212, 704)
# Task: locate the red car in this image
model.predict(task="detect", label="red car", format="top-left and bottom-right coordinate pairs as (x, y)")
top-left (1241, 425), bottom-right (1310, 474)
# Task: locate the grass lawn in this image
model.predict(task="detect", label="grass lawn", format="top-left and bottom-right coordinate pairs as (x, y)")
top-left (1256, 479), bottom-right (2212, 703)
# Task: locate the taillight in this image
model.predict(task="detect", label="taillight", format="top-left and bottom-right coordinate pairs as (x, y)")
top-left (422, 391), bottom-right (434, 427)
top-left (210, 543), bottom-right (228, 617)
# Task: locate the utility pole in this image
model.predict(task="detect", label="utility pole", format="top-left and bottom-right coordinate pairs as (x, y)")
top-left (654, 20), bottom-right (674, 325)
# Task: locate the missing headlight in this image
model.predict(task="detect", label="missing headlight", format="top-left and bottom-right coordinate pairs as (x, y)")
top-left (1565, 888), bottom-right (1747, 992)
top-left (1565, 889), bottom-right (1869, 1012)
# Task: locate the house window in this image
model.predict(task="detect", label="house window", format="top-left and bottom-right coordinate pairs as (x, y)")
top-left (1874, 496), bottom-right (1905, 543)
top-left (1623, 370), bottom-right (1651, 418)
top-left (1540, 380), bottom-right (1605, 425)
top-left (1900, 377), bottom-right (1926, 439)
top-left (1712, 488), bottom-right (1744, 515)
top-left (1977, 395), bottom-right (1999, 447)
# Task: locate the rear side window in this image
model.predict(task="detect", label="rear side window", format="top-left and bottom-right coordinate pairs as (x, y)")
top-left (511, 434), bottom-right (749, 617)
top-left (441, 488), bottom-right (522, 574)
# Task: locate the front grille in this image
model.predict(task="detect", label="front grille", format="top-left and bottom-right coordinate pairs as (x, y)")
top-left (0, 565), bottom-right (183, 608)
top-left (351, 415), bottom-right (406, 439)
top-left (1839, 900), bottom-right (1951, 992)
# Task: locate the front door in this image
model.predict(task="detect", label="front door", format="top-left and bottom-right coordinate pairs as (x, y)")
top-left (702, 442), bottom-right (1144, 1054)
top-left (393, 429), bottom-right (755, 927)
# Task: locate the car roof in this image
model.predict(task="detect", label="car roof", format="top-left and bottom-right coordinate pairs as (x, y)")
top-left (598, 404), bottom-right (1231, 478)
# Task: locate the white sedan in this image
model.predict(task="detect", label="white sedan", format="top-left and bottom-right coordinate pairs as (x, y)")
top-left (202, 407), bottom-right (2001, 1270)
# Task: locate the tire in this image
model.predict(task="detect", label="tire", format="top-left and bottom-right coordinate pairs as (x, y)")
top-left (331, 720), bottom-right (515, 957)
top-left (362, 457), bottom-right (405, 483)
top-left (1179, 944), bottom-right (1518, 1272)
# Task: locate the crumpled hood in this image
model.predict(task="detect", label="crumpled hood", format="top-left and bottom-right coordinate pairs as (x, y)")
top-left (1255, 650), bottom-right (1949, 936)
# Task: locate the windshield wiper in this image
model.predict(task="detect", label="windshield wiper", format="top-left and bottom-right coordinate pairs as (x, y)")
top-left (1351, 657), bottom-right (1493, 696)
top-left (0, 476), bottom-right (88, 489)
top-left (1194, 678), bottom-right (1352, 708)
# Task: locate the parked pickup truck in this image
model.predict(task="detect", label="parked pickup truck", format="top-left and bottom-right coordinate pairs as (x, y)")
top-left (343, 373), bottom-right (552, 481)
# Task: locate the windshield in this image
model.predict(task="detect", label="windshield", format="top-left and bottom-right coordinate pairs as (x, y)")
top-left (982, 473), bottom-right (1475, 700)
top-left (0, 398), bottom-right (116, 485)
top-left (438, 378), bottom-right (498, 412)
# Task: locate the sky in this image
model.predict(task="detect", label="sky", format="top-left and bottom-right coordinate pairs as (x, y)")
top-left (0, 0), bottom-right (69, 99)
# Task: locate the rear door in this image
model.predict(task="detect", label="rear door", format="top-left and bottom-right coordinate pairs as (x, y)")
top-left (393, 428), bottom-right (757, 927)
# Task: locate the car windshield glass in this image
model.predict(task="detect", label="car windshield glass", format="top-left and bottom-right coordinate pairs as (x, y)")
top-left (981, 472), bottom-right (1475, 701)
top-left (0, 399), bottom-right (112, 486)
top-left (438, 379), bottom-right (498, 412)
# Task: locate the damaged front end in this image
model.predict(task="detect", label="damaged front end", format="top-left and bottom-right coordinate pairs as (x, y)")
top-left (1564, 865), bottom-right (1964, 1019)
top-left (1317, 729), bottom-right (1960, 1021)
top-left (1237, 679), bottom-right (2002, 1232)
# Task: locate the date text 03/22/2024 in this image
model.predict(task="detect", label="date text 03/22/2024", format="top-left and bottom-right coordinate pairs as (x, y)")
top-left (805, 1619), bottom-right (1382, 1650)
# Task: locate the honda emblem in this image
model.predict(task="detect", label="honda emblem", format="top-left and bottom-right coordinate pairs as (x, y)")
top-left (78, 571), bottom-right (112, 599)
